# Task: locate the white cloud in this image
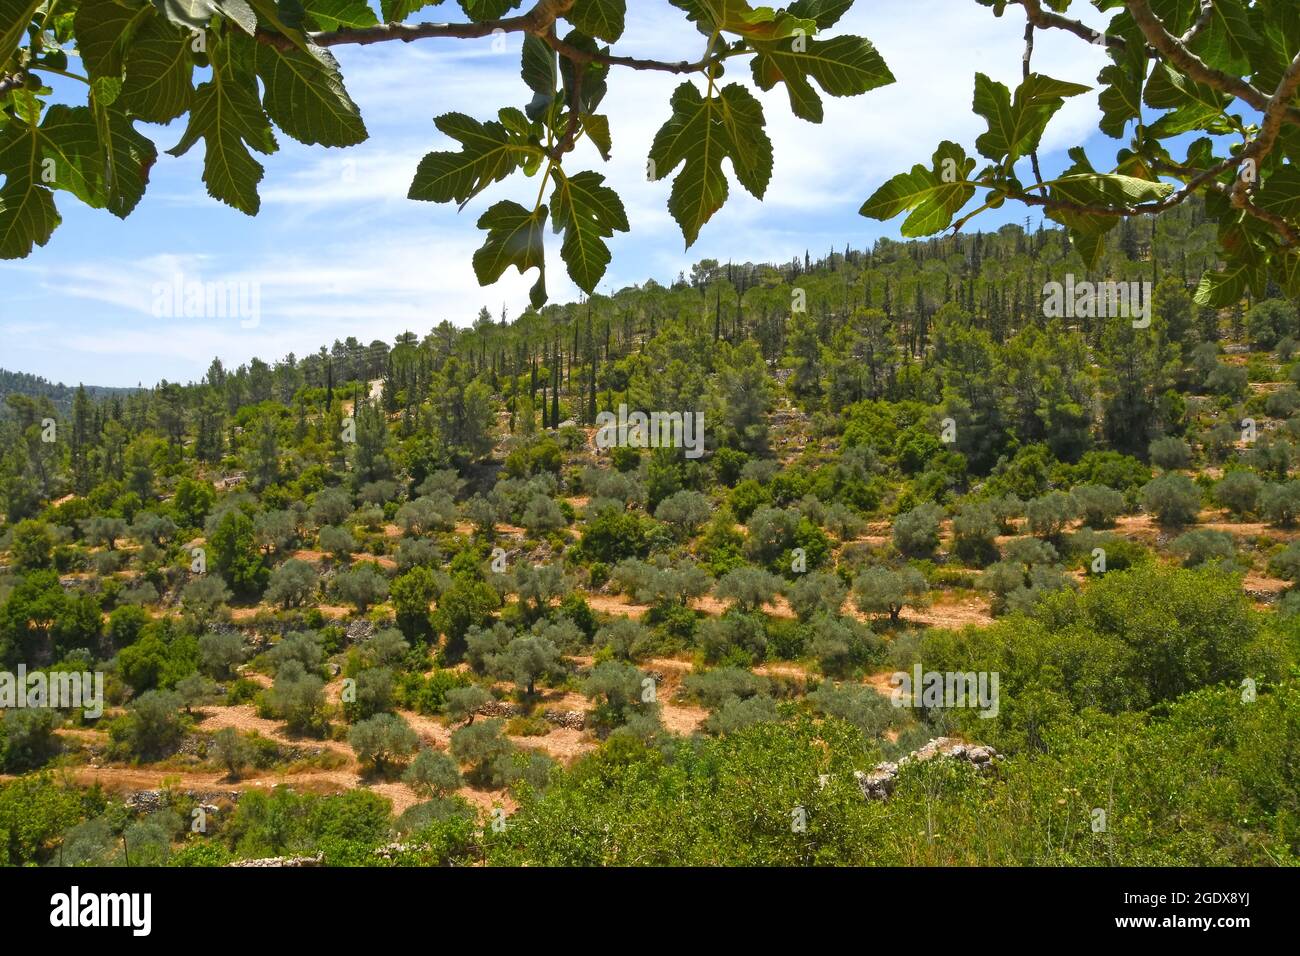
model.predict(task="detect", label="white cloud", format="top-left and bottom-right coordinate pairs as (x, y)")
top-left (2, 0), bottom-right (1120, 385)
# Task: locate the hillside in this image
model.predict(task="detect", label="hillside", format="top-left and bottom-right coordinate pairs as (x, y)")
top-left (0, 208), bottom-right (1297, 868)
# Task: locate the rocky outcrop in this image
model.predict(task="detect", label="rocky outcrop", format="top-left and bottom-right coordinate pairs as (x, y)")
top-left (345, 619), bottom-right (376, 645)
top-left (543, 709), bottom-right (585, 730)
top-left (126, 788), bottom-right (241, 813)
top-left (229, 852), bottom-right (324, 867)
top-left (855, 737), bottom-right (1001, 801)
top-left (477, 700), bottom-right (523, 718)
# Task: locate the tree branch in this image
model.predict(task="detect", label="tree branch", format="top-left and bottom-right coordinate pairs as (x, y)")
top-left (1023, 20), bottom-right (1045, 192)
top-left (1125, 0), bottom-right (1300, 128)
top-left (1015, 0), bottom-right (1126, 52)
top-left (258, 0), bottom-right (711, 75)
top-left (1231, 50), bottom-right (1300, 211)
top-left (1178, 0), bottom-right (1214, 46)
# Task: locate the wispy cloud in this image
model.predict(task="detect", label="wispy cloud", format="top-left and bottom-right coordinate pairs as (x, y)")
top-left (1, 0), bottom-right (1116, 386)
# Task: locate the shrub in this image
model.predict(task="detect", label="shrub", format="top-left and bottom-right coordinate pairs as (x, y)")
top-left (349, 713), bottom-right (419, 773)
top-left (1070, 484), bottom-right (1125, 529)
top-left (1140, 473), bottom-right (1201, 527)
top-left (1214, 471), bottom-right (1262, 517)
top-left (403, 748), bottom-right (463, 797)
top-left (892, 503), bottom-right (943, 558)
top-left (851, 566), bottom-right (929, 623)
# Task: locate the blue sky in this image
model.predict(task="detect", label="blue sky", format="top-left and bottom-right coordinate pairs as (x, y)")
top-left (0, 0), bottom-right (1120, 388)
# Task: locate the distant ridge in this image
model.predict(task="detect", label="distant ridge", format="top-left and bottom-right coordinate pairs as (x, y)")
top-left (0, 368), bottom-right (142, 417)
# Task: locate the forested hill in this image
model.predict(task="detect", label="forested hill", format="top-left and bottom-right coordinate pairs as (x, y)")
top-left (0, 369), bottom-right (139, 418)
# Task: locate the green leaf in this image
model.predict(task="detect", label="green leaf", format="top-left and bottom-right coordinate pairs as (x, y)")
top-left (568, 0), bottom-right (626, 43)
top-left (380, 0), bottom-right (446, 21)
top-left (167, 34), bottom-right (277, 215)
top-left (246, 0), bottom-right (311, 51)
top-left (1256, 166), bottom-right (1300, 222)
top-left (1189, 0), bottom-right (1259, 75)
top-left (91, 93), bottom-right (158, 217)
top-left (521, 33), bottom-right (557, 123)
top-left (0, 179), bottom-right (59, 259)
top-left (582, 113), bottom-right (611, 161)
top-left (0, 0), bottom-right (42, 69)
top-left (714, 84), bottom-right (772, 200)
top-left (1273, 251), bottom-right (1300, 299)
top-left (648, 81), bottom-right (771, 247)
top-left (0, 110), bottom-right (61, 257)
top-left (558, 30), bottom-right (609, 115)
top-left (472, 199), bottom-right (548, 309)
top-left (254, 42), bottom-right (367, 147)
top-left (75, 0), bottom-right (153, 78)
top-left (973, 72), bottom-right (1090, 166)
top-left (120, 13), bottom-right (195, 123)
top-left (408, 111), bottom-right (530, 206)
top-left (304, 0), bottom-right (380, 30)
top-left (550, 168), bottom-right (628, 293)
top-left (787, 0), bottom-right (853, 29)
top-left (1096, 40), bottom-right (1146, 138)
top-left (1144, 61), bottom-right (1234, 137)
top-left (751, 34), bottom-right (894, 123)
top-left (457, 0), bottom-right (522, 20)
top-left (33, 105), bottom-right (106, 207)
top-left (1195, 258), bottom-right (1263, 307)
top-left (859, 141), bottom-right (976, 237)
top-left (671, 0), bottom-right (815, 40)
top-left (152, 0), bottom-right (254, 36)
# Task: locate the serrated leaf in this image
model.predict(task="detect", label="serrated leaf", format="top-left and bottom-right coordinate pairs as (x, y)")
top-left (859, 141), bottom-right (976, 237)
top-left (0, 111), bottom-right (62, 257)
top-left (1273, 251), bottom-right (1300, 298)
top-left (557, 29), bottom-right (609, 115)
top-left (120, 13), bottom-right (194, 123)
top-left (246, 0), bottom-right (311, 51)
top-left (304, 0), bottom-right (379, 30)
top-left (1144, 61), bottom-right (1233, 137)
top-left (1189, 0), bottom-right (1259, 75)
top-left (1097, 40), bottom-right (1145, 138)
top-left (750, 34), bottom-right (894, 123)
top-left (34, 105), bottom-right (106, 207)
top-left (568, 0), bottom-right (625, 42)
top-left (521, 33), bottom-right (557, 123)
top-left (1, 0), bottom-right (42, 69)
top-left (648, 81), bottom-right (771, 247)
top-left (1070, 229), bottom-right (1106, 271)
top-left (380, 0), bottom-right (445, 21)
top-left (75, 0), bottom-right (153, 78)
top-left (1195, 258), bottom-right (1263, 307)
top-left (715, 84), bottom-right (772, 199)
top-left (0, 179), bottom-right (58, 258)
top-left (550, 168), bottom-right (628, 293)
top-left (787, 0), bottom-right (853, 29)
top-left (1256, 166), bottom-right (1300, 221)
top-left (254, 42), bottom-right (367, 147)
top-left (472, 199), bottom-right (547, 309)
top-left (167, 34), bottom-right (277, 214)
top-left (582, 113), bottom-right (611, 161)
top-left (408, 111), bottom-right (530, 206)
top-left (458, 0), bottom-right (521, 20)
top-left (91, 92), bottom-right (158, 217)
top-left (671, 0), bottom-right (815, 39)
top-left (974, 72), bottom-right (1090, 166)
